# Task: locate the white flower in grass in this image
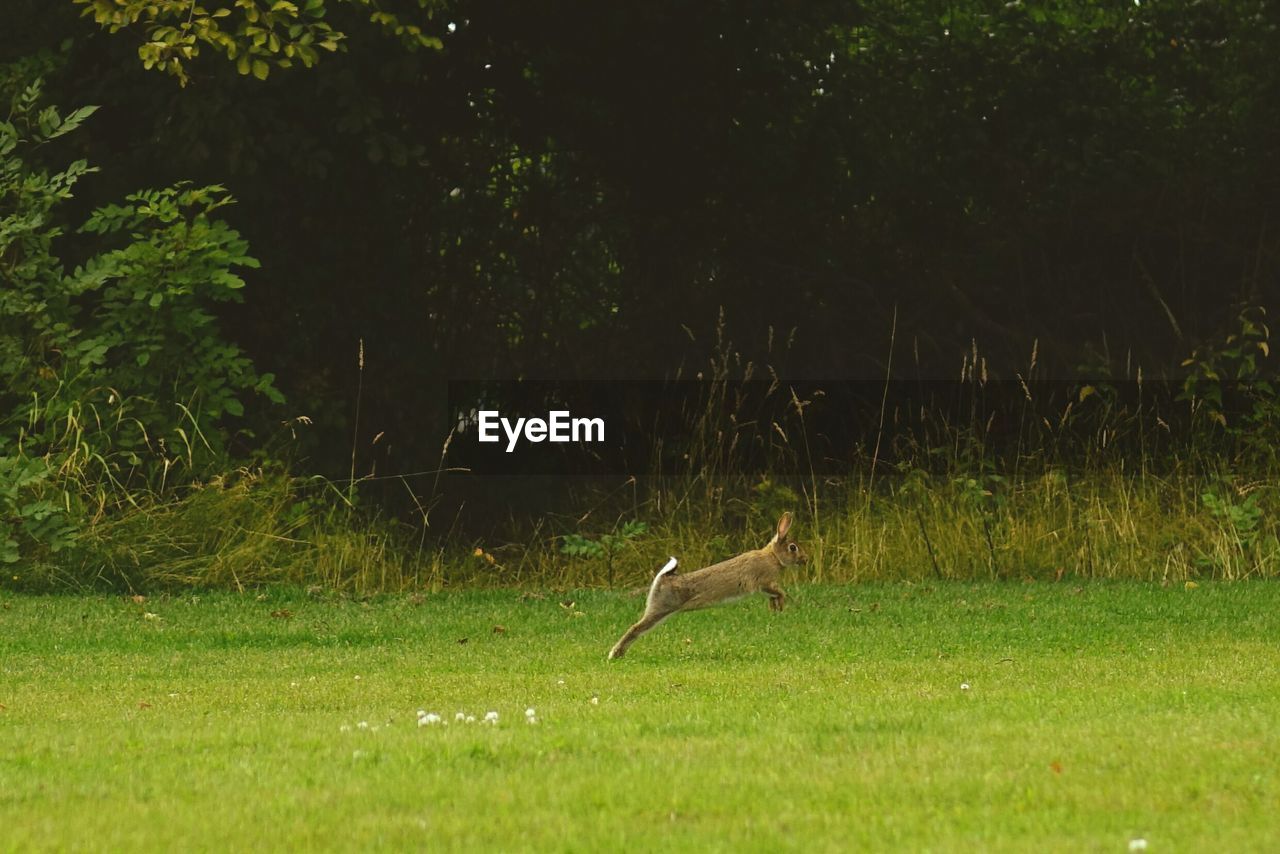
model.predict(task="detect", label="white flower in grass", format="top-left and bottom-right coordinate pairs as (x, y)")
top-left (525, 707), bottom-right (536, 718)
top-left (357, 721), bottom-right (369, 730)
top-left (418, 713), bottom-right (442, 727)
top-left (455, 711), bottom-right (466, 722)
top-left (484, 711), bottom-right (499, 724)
top-left (465, 715), bottom-right (476, 724)
top-left (1128, 839), bottom-right (1148, 852)
top-left (960, 683), bottom-right (971, 692)
top-left (590, 695), bottom-right (599, 705)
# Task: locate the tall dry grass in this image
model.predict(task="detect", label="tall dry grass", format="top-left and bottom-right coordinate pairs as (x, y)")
top-left (13, 324), bottom-right (1277, 594)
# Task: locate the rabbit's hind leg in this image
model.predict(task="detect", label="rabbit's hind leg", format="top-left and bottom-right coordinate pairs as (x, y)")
top-left (608, 610), bottom-right (673, 660)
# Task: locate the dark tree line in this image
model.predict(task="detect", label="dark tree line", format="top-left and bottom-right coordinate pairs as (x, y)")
top-left (5, 0), bottom-right (1278, 480)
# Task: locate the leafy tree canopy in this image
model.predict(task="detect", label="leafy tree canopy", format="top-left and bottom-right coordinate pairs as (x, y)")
top-left (74, 0), bottom-right (443, 83)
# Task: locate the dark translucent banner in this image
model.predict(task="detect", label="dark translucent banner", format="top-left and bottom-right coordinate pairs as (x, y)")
top-left (445, 379), bottom-right (1257, 475)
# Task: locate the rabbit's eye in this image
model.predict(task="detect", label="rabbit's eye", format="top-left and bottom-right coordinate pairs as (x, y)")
top-left (788, 543), bottom-right (798, 553)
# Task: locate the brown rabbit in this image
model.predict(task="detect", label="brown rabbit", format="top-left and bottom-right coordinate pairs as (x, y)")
top-left (607, 512), bottom-right (807, 659)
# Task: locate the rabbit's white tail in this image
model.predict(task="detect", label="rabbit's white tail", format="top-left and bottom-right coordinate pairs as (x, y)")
top-left (646, 557), bottom-right (678, 602)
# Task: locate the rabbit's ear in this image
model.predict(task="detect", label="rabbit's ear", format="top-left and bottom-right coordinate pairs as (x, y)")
top-left (776, 512), bottom-right (793, 540)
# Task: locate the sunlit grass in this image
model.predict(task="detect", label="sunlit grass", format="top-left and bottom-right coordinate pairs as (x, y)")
top-left (2, 582), bottom-right (1277, 850)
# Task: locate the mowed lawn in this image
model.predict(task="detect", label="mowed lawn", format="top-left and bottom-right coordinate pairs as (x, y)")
top-left (2, 582), bottom-right (1278, 851)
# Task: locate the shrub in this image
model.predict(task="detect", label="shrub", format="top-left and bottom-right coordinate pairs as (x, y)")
top-left (1, 79), bottom-right (281, 565)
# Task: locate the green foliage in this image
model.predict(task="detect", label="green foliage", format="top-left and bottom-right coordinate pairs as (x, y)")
top-left (560, 519), bottom-right (647, 586)
top-left (1201, 488), bottom-right (1264, 550)
top-left (71, 183), bottom-right (284, 424)
top-left (1197, 484), bottom-right (1277, 577)
top-left (560, 519), bottom-right (647, 561)
top-left (0, 456), bottom-right (76, 564)
top-left (1180, 305), bottom-right (1276, 440)
top-left (74, 0), bottom-right (445, 85)
top-left (0, 80), bottom-right (282, 563)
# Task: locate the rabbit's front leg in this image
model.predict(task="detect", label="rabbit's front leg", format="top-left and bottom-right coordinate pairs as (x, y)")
top-left (763, 583), bottom-right (786, 612)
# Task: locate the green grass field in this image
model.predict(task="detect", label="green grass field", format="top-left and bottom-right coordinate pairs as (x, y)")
top-left (2, 582), bottom-right (1278, 851)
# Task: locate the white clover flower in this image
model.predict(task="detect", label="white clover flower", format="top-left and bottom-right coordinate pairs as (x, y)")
top-left (353, 675), bottom-right (361, 681)
top-left (1128, 839), bottom-right (1148, 852)
top-left (357, 721), bottom-right (369, 730)
top-left (418, 713), bottom-right (442, 727)
top-left (417, 709), bottom-right (428, 719)
top-left (455, 711), bottom-right (466, 722)
top-left (960, 683), bottom-right (971, 691)
top-left (465, 715), bottom-right (476, 724)
top-left (484, 711), bottom-right (499, 724)
top-left (589, 695), bottom-right (599, 705)
top-left (525, 707), bottom-right (536, 718)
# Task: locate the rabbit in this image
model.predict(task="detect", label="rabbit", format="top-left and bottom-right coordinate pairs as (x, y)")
top-left (608, 512), bottom-right (807, 659)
